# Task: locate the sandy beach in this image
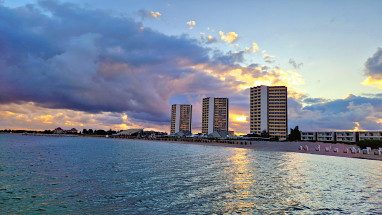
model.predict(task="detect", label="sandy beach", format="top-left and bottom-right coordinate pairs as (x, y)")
top-left (161, 139), bottom-right (382, 161)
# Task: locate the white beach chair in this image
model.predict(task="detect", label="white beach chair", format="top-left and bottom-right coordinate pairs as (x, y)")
top-left (325, 147), bottom-right (330, 152)
top-left (315, 145), bottom-right (320, 151)
top-left (334, 148), bottom-right (338, 153)
top-left (350, 147), bottom-right (356, 154)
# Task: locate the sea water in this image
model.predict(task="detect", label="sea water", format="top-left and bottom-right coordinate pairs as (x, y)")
top-left (1, 134), bottom-right (381, 214)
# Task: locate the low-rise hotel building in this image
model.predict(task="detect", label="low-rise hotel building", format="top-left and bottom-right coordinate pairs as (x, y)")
top-left (359, 131), bottom-right (382, 141)
top-left (301, 132), bottom-right (317, 141)
top-left (170, 104), bottom-right (192, 135)
top-left (317, 132), bottom-right (336, 142)
top-left (335, 132), bottom-right (357, 142)
top-left (301, 131), bottom-right (382, 142)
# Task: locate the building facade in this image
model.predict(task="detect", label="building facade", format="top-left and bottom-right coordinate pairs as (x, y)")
top-left (202, 97), bottom-right (229, 134)
top-left (170, 104), bottom-right (192, 134)
top-left (317, 132), bottom-right (336, 142)
top-left (359, 131), bottom-right (382, 141)
top-left (336, 132), bottom-right (357, 142)
top-left (300, 131), bottom-right (382, 143)
top-left (301, 132), bottom-right (317, 141)
top-left (250, 85), bottom-right (288, 139)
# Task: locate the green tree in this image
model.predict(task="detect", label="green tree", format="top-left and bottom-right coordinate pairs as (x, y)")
top-left (288, 126), bottom-right (301, 141)
top-left (357, 139), bottom-right (382, 149)
top-left (95, 130), bottom-right (107, 135)
top-left (261, 130), bottom-right (270, 138)
top-left (107, 129), bottom-right (116, 135)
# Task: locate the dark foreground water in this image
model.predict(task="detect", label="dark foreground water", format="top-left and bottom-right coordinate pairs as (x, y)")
top-left (1, 134), bottom-right (381, 214)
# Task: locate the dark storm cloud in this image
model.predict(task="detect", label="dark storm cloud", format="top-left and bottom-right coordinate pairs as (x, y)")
top-left (303, 94), bottom-right (382, 113)
top-left (0, 1), bottom-right (230, 122)
top-left (289, 95), bottom-right (382, 131)
top-left (3, 1), bottom-right (380, 133)
top-left (365, 47), bottom-right (382, 78)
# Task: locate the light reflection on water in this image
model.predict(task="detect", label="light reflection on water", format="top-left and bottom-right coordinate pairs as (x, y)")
top-left (0, 134), bottom-right (381, 214)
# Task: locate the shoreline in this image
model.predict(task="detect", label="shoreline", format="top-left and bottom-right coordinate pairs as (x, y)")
top-left (148, 139), bottom-right (382, 161)
top-left (2, 133), bottom-right (381, 161)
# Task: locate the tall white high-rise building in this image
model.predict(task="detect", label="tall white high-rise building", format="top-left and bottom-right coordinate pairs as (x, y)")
top-left (202, 97), bottom-right (229, 135)
top-left (250, 86), bottom-right (288, 139)
top-left (170, 104), bottom-right (192, 134)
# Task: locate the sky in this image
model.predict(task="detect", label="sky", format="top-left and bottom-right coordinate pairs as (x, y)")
top-left (0, 0), bottom-right (381, 134)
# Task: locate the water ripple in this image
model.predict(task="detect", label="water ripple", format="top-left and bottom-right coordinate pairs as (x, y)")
top-left (1, 134), bottom-right (381, 214)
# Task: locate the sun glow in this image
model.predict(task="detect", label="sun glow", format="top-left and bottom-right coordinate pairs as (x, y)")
top-left (362, 76), bottom-right (382, 89)
top-left (235, 115), bottom-right (247, 122)
top-left (254, 80), bottom-right (272, 86)
top-left (351, 122), bottom-right (365, 131)
top-left (33, 115), bottom-right (54, 124)
top-left (118, 124), bottom-right (129, 130)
